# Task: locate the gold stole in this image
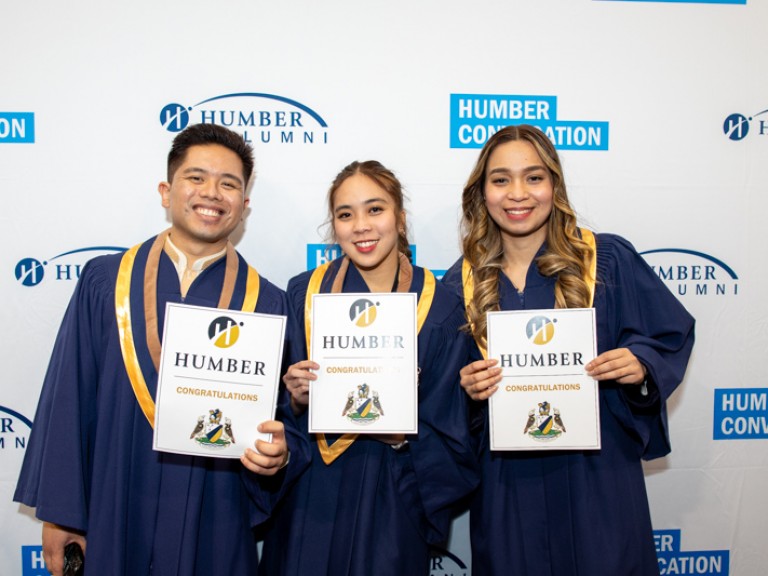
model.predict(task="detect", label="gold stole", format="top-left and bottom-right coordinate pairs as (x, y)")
top-left (461, 227), bottom-right (597, 359)
top-left (115, 230), bottom-right (261, 428)
top-left (305, 254), bottom-right (436, 465)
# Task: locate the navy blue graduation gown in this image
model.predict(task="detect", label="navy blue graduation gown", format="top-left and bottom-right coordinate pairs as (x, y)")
top-left (15, 236), bottom-right (309, 576)
top-left (258, 259), bottom-right (479, 576)
top-left (442, 233), bottom-right (695, 576)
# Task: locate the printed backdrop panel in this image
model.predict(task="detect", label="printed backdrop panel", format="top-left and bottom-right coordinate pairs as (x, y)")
top-left (1, 0), bottom-right (766, 574)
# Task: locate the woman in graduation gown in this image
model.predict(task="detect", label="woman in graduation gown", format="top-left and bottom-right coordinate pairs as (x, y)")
top-left (258, 160), bottom-right (479, 575)
top-left (442, 125), bottom-right (695, 575)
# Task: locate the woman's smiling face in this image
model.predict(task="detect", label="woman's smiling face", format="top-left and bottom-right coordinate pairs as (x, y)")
top-left (332, 172), bottom-right (403, 278)
top-left (483, 139), bottom-right (554, 248)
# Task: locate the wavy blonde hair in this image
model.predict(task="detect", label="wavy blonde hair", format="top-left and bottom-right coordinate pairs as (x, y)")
top-left (461, 125), bottom-right (594, 348)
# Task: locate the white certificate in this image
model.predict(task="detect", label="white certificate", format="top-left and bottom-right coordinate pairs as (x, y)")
top-left (487, 308), bottom-right (600, 451)
top-left (153, 302), bottom-right (286, 458)
top-left (308, 292), bottom-right (418, 434)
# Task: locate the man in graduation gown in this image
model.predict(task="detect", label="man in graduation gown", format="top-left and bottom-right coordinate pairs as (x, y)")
top-left (14, 123), bottom-right (308, 576)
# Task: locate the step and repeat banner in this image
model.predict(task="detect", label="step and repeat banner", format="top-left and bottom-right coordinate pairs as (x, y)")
top-left (1, 0), bottom-right (765, 574)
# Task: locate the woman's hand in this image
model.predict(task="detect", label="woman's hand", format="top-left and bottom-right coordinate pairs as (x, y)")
top-left (459, 358), bottom-right (502, 401)
top-left (283, 360), bottom-right (319, 415)
top-left (586, 348), bottom-right (646, 385)
top-left (373, 433), bottom-right (407, 447)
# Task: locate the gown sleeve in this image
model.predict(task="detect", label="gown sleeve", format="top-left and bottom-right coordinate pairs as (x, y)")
top-left (391, 284), bottom-right (480, 544)
top-left (596, 233), bottom-right (695, 459)
top-left (13, 257), bottom-right (114, 531)
top-left (441, 258), bottom-right (492, 448)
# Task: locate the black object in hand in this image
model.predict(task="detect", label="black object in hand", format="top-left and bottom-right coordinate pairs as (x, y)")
top-left (63, 542), bottom-right (84, 576)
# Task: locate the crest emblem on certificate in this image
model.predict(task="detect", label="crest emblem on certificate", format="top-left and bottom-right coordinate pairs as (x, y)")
top-left (342, 383), bottom-right (384, 424)
top-left (190, 408), bottom-right (236, 449)
top-left (523, 400), bottom-right (566, 441)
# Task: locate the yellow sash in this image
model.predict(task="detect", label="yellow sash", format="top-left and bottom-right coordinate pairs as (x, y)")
top-left (305, 255), bottom-right (435, 465)
top-left (115, 232), bottom-right (261, 428)
top-left (462, 227), bottom-right (597, 359)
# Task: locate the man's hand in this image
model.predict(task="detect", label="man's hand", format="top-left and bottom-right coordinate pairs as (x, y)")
top-left (42, 522), bottom-right (86, 576)
top-left (240, 420), bottom-right (290, 476)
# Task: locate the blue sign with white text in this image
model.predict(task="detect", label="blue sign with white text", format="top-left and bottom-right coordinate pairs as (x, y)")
top-left (450, 94), bottom-right (609, 150)
top-left (654, 530), bottom-right (729, 575)
top-left (598, 1), bottom-right (744, 4)
top-left (0, 112), bottom-right (35, 143)
top-left (21, 546), bottom-right (48, 576)
top-left (597, 0), bottom-right (747, 4)
top-left (713, 388), bottom-right (768, 439)
top-left (306, 244), bottom-right (417, 271)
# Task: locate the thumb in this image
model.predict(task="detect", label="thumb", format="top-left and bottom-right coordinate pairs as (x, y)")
top-left (257, 420), bottom-right (284, 441)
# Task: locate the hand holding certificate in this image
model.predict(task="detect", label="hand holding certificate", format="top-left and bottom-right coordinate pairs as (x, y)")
top-left (153, 303), bottom-right (287, 459)
top-left (308, 292), bottom-right (418, 434)
top-left (487, 308), bottom-right (600, 451)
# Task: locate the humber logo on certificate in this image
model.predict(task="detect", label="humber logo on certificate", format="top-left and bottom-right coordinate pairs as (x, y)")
top-left (486, 308), bottom-right (600, 451)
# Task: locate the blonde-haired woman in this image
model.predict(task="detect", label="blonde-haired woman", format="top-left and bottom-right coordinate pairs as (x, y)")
top-left (443, 125), bottom-right (695, 575)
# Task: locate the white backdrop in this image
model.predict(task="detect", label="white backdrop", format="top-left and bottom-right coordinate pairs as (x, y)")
top-left (1, 1), bottom-right (765, 574)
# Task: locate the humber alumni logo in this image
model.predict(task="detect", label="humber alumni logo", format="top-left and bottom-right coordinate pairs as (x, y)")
top-left (430, 548), bottom-right (469, 576)
top-left (0, 405), bottom-right (31, 451)
top-left (526, 315), bottom-right (557, 345)
top-left (209, 316), bottom-right (241, 349)
top-left (15, 246), bottom-right (126, 287)
top-left (640, 248), bottom-right (739, 298)
top-left (159, 92), bottom-right (329, 146)
top-left (723, 107), bottom-right (768, 141)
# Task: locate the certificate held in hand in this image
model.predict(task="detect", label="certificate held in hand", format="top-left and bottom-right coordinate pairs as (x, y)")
top-left (153, 303), bottom-right (286, 459)
top-left (487, 308), bottom-right (600, 451)
top-left (308, 292), bottom-right (418, 434)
